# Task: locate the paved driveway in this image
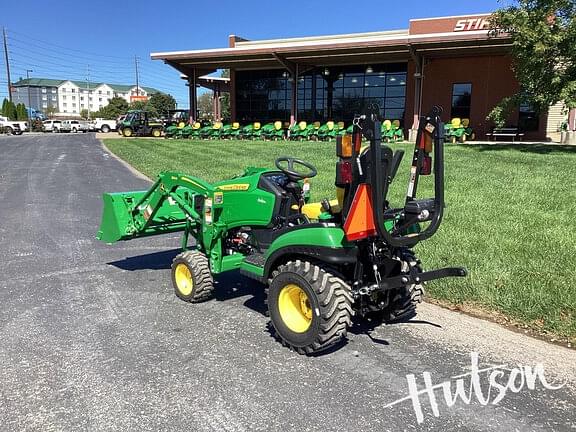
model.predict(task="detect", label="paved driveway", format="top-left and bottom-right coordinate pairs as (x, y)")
top-left (0, 133), bottom-right (574, 431)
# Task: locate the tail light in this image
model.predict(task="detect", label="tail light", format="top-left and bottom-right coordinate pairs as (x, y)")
top-left (421, 155), bottom-right (432, 175)
top-left (336, 161), bottom-right (353, 184)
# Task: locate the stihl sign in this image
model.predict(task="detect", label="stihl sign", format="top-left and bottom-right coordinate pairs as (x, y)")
top-left (453, 17), bottom-right (490, 32)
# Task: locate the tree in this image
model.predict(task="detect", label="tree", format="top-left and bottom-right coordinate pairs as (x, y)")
top-left (44, 105), bottom-right (57, 118)
top-left (93, 96), bottom-right (129, 119)
top-left (3, 100), bottom-right (17, 120)
top-left (80, 109), bottom-right (90, 120)
top-left (197, 92), bottom-right (213, 120)
top-left (1, 98), bottom-right (8, 117)
top-left (16, 103), bottom-right (28, 121)
top-left (129, 100), bottom-right (148, 112)
top-left (146, 92), bottom-right (176, 117)
top-left (488, 0), bottom-right (576, 126)
top-left (220, 69), bottom-right (230, 121)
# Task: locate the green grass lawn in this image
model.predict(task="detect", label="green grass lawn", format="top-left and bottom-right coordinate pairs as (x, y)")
top-left (104, 138), bottom-right (576, 341)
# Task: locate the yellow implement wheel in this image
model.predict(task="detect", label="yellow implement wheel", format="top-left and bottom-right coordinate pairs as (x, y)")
top-left (123, 127), bottom-right (133, 137)
top-left (278, 284), bottom-right (313, 333)
top-left (171, 250), bottom-right (214, 303)
top-left (152, 128), bottom-right (161, 137)
top-left (267, 260), bottom-right (353, 355)
top-left (174, 263), bottom-right (194, 296)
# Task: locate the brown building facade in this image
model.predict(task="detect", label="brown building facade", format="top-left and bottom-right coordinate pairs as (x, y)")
top-left (152, 13), bottom-right (554, 140)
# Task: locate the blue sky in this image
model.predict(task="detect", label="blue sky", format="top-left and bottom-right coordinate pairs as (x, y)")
top-left (1, 0), bottom-right (503, 107)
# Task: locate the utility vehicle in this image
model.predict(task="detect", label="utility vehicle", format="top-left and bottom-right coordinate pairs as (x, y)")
top-left (117, 110), bottom-right (163, 138)
top-left (97, 106), bottom-right (466, 354)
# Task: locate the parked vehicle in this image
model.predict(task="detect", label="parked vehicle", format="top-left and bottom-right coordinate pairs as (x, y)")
top-left (60, 120), bottom-right (89, 133)
top-left (43, 120), bottom-right (62, 133)
top-left (117, 110), bottom-right (163, 137)
top-left (0, 116), bottom-right (25, 135)
top-left (91, 118), bottom-right (117, 133)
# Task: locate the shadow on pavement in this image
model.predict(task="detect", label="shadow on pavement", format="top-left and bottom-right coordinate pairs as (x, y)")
top-left (106, 249), bottom-right (180, 271)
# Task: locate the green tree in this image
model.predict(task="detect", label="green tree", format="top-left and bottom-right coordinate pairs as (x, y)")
top-left (16, 103), bottom-right (28, 121)
top-left (44, 105), bottom-right (57, 118)
top-left (488, 0), bottom-right (576, 126)
top-left (1, 98), bottom-right (8, 117)
top-left (146, 92), bottom-right (176, 117)
top-left (220, 69), bottom-right (230, 121)
top-left (94, 97), bottom-right (129, 119)
top-left (80, 108), bottom-right (89, 120)
top-left (129, 100), bottom-right (147, 112)
top-left (197, 92), bottom-right (213, 120)
top-left (4, 100), bottom-right (17, 120)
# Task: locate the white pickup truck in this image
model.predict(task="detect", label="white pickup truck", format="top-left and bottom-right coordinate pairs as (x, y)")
top-left (91, 118), bottom-right (117, 133)
top-left (0, 116), bottom-right (27, 135)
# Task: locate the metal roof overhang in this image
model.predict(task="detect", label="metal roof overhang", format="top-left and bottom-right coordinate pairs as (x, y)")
top-left (151, 31), bottom-right (511, 75)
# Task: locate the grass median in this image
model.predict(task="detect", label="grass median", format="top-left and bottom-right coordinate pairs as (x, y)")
top-left (104, 137), bottom-right (576, 343)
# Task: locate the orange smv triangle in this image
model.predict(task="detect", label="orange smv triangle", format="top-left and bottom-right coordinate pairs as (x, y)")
top-left (343, 184), bottom-right (377, 241)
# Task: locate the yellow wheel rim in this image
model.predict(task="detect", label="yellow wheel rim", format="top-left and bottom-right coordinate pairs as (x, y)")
top-left (124, 128), bottom-right (132, 137)
top-left (278, 284), bottom-right (313, 333)
top-left (153, 129), bottom-right (161, 137)
top-left (174, 263), bottom-right (193, 296)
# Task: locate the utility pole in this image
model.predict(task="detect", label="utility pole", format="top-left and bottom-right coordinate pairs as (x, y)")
top-left (134, 56), bottom-right (140, 99)
top-left (86, 64), bottom-right (90, 120)
top-left (3, 27), bottom-right (12, 102)
top-left (26, 69), bottom-right (32, 119)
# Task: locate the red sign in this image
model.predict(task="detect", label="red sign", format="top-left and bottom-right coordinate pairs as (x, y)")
top-left (453, 17), bottom-right (490, 32)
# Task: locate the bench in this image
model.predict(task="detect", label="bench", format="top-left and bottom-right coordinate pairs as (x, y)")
top-left (485, 128), bottom-right (525, 142)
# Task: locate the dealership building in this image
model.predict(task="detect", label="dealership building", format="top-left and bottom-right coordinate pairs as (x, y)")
top-left (152, 13), bottom-right (568, 140)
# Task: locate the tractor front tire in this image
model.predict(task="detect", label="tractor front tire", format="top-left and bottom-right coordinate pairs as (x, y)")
top-left (152, 128), bottom-right (162, 138)
top-left (267, 260), bottom-right (353, 355)
top-left (171, 250), bottom-right (214, 303)
top-left (123, 128), bottom-right (133, 137)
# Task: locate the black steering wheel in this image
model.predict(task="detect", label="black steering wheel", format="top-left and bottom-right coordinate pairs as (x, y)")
top-left (275, 157), bottom-right (317, 181)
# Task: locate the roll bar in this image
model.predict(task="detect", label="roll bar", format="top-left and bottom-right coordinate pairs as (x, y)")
top-left (362, 106), bottom-right (446, 247)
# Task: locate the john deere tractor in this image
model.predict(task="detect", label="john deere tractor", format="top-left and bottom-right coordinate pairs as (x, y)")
top-left (117, 110), bottom-right (163, 138)
top-left (97, 106), bottom-right (466, 355)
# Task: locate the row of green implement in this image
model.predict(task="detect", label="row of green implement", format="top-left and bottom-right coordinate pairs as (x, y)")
top-left (164, 119), bottom-right (405, 142)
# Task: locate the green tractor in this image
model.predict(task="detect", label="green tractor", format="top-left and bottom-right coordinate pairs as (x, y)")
top-left (97, 106), bottom-right (466, 355)
top-left (118, 110), bottom-right (163, 138)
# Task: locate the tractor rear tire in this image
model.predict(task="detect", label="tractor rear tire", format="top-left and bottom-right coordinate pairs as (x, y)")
top-left (123, 128), bottom-right (133, 138)
top-left (171, 250), bottom-right (214, 303)
top-left (152, 128), bottom-right (162, 138)
top-left (373, 251), bottom-right (424, 323)
top-left (267, 260), bottom-right (353, 355)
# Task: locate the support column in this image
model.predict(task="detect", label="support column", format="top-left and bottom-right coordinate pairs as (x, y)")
top-left (569, 108), bottom-right (576, 131)
top-left (409, 48), bottom-right (423, 142)
top-left (212, 84), bottom-right (221, 121)
top-left (230, 69), bottom-right (236, 122)
top-left (188, 70), bottom-right (197, 123)
top-left (290, 63), bottom-right (299, 125)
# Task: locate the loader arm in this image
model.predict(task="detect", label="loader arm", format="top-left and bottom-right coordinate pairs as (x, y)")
top-left (96, 171), bottom-right (214, 244)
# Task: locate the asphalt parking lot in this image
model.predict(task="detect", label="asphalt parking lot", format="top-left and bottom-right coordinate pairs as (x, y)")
top-left (0, 133), bottom-right (574, 431)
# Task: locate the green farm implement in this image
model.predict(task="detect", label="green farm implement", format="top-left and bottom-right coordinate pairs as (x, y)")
top-left (118, 110), bottom-right (163, 138)
top-left (97, 106), bottom-right (467, 355)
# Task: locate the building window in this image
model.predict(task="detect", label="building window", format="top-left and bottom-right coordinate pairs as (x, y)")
top-left (72, 96), bottom-right (76, 101)
top-left (451, 83), bottom-right (472, 119)
top-left (42, 102), bottom-right (47, 108)
top-left (63, 103), bottom-right (67, 107)
top-left (107, 91), bottom-right (110, 95)
top-left (63, 95), bottom-right (67, 100)
top-left (518, 102), bottom-right (539, 131)
top-left (81, 104), bottom-right (85, 108)
top-left (71, 88), bottom-right (75, 93)
top-left (61, 88), bottom-right (66, 92)
top-left (80, 96), bottom-right (84, 101)
top-left (42, 95), bottom-right (47, 101)
top-left (41, 87), bottom-right (46, 93)
top-left (99, 97), bottom-right (102, 102)
top-left (51, 96), bottom-right (56, 101)
top-left (98, 90), bottom-right (102, 95)
top-left (51, 88), bottom-right (56, 94)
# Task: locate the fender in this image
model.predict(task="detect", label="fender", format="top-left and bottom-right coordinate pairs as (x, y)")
top-left (263, 226), bottom-right (357, 278)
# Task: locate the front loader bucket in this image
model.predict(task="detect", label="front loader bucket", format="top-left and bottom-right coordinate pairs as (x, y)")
top-left (96, 191), bottom-right (147, 243)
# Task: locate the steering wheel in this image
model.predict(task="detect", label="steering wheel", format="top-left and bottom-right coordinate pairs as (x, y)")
top-left (275, 157), bottom-right (317, 181)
